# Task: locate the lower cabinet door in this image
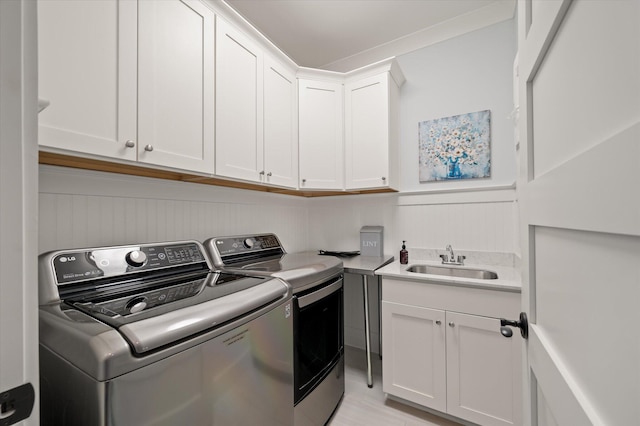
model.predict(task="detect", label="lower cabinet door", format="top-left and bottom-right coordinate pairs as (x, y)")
top-left (445, 311), bottom-right (522, 426)
top-left (381, 301), bottom-right (446, 412)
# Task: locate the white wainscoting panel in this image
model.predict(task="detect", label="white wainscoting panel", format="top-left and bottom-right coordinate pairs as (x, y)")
top-left (308, 192), bottom-right (518, 255)
top-left (396, 201), bottom-right (517, 254)
top-left (38, 165), bottom-right (309, 253)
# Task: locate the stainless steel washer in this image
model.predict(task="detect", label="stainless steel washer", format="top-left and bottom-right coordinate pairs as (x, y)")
top-left (38, 240), bottom-right (293, 426)
top-left (204, 234), bottom-right (344, 426)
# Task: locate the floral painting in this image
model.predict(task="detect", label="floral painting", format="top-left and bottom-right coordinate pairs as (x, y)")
top-left (418, 110), bottom-right (491, 181)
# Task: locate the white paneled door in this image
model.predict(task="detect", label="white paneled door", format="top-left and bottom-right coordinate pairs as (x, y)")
top-left (517, 1), bottom-right (639, 425)
top-left (0, 0), bottom-right (39, 424)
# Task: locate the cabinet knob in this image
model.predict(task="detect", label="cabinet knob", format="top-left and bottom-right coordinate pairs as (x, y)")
top-left (302, 179), bottom-right (306, 184)
top-left (259, 171), bottom-right (265, 175)
top-left (435, 320), bottom-right (441, 325)
top-left (144, 144), bottom-right (154, 152)
top-left (448, 322), bottom-right (455, 327)
top-left (125, 140), bottom-right (135, 148)
top-left (382, 176), bottom-right (386, 181)
top-left (267, 172), bottom-right (272, 177)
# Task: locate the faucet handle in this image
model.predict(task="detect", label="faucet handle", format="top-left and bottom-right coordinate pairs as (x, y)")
top-left (457, 255), bottom-right (466, 265)
top-left (439, 254), bottom-right (448, 263)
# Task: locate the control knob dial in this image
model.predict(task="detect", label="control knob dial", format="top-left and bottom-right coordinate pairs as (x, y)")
top-left (126, 250), bottom-right (147, 267)
top-left (243, 238), bottom-right (254, 249)
top-left (126, 297), bottom-right (148, 314)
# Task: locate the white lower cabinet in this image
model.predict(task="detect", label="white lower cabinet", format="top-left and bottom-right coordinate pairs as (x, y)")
top-left (382, 278), bottom-right (522, 426)
top-left (382, 302), bottom-right (447, 411)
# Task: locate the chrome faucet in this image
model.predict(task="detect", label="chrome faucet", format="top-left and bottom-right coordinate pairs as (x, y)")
top-left (440, 244), bottom-right (465, 265)
top-left (446, 245), bottom-right (455, 263)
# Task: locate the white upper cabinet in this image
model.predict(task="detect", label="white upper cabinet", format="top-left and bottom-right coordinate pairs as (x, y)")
top-left (38, 0), bottom-right (215, 174)
top-left (263, 56), bottom-right (298, 188)
top-left (137, 0), bottom-right (215, 173)
top-left (298, 78), bottom-right (344, 190)
top-left (216, 18), bottom-right (298, 188)
top-left (344, 71), bottom-right (401, 190)
top-left (38, 0), bottom-right (137, 160)
top-left (39, 0), bottom-right (402, 193)
top-left (215, 17), bottom-right (264, 182)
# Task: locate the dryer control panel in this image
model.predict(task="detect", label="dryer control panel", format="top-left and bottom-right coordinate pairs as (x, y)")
top-left (213, 234), bottom-right (283, 256)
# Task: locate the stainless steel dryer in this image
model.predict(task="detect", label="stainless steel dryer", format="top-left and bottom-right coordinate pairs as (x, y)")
top-left (204, 234), bottom-right (344, 426)
top-left (38, 240), bottom-right (293, 426)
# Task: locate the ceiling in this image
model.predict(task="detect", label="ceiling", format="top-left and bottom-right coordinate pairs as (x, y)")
top-left (224, 0), bottom-right (508, 69)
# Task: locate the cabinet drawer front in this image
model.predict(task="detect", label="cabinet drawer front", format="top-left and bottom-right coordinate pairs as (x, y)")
top-left (382, 278), bottom-right (520, 319)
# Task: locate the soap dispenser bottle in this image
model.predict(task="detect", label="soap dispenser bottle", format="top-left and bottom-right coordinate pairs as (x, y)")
top-left (400, 241), bottom-right (408, 264)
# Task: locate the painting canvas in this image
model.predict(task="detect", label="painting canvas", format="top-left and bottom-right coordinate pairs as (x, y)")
top-left (418, 110), bottom-right (491, 181)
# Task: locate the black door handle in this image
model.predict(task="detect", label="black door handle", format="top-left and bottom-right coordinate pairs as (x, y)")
top-left (0, 383), bottom-right (34, 425)
top-left (499, 312), bottom-right (528, 339)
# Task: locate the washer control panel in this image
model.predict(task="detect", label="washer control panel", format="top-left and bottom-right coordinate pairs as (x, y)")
top-left (213, 234), bottom-right (283, 257)
top-left (52, 242), bottom-right (206, 285)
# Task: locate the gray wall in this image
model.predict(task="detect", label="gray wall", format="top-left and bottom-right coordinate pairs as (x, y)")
top-left (397, 18), bottom-right (517, 192)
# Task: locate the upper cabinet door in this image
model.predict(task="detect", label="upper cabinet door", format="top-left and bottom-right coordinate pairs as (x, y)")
top-left (38, 0), bottom-right (137, 160)
top-left (345, 72), bottom-right (398, 190)
top-left (137, 0), bottom-right (215, 174)
top-left (263, 56), bottom-right (298, 188)
top-left (298, 79), bottom-right (344, 190)
top-left (215, 17), bottom-right (264, 182)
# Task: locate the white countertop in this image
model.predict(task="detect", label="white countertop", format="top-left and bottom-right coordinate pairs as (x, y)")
top-left (341, 254), bottom-right (395, 276)
top-left (375, 258), bottom-right (521, 292)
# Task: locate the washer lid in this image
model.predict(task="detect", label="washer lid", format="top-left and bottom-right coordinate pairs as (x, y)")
top-left (66, 272), bottom-right (289, 354)
top-left (118, 277), bottom-right (289, 354)
top-left (226, 252), bottom-right (343, 292)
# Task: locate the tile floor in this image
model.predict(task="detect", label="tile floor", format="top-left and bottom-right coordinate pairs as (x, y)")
top-left (327, 346), bottom-right (462, 426)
